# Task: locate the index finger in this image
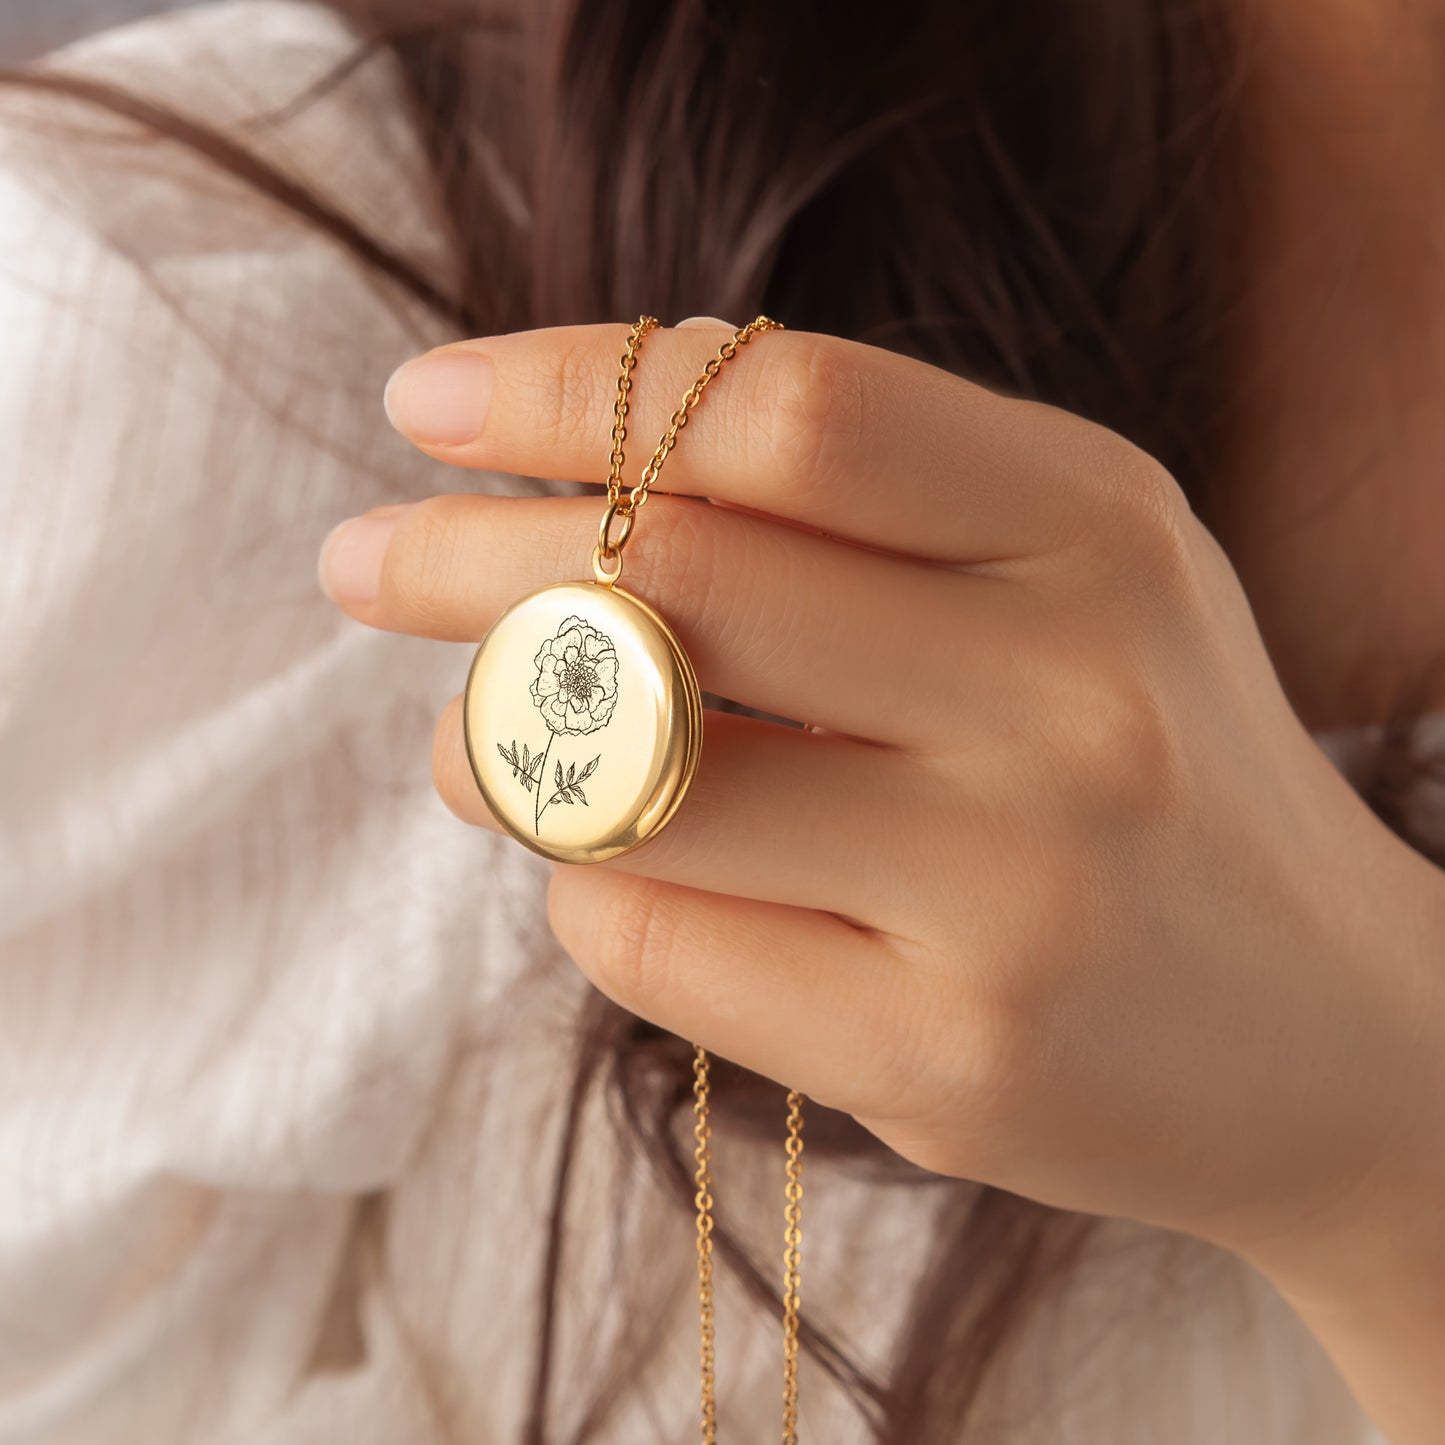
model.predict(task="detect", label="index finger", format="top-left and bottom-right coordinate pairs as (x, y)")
top-left (382, 320), bottom-right (1155, 565)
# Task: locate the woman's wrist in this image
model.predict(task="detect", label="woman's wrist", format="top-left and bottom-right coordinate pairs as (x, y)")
top-left (1231, 836), bottom-right (1445, 1442)
top-left (1259, 1207), bottom-right (1445, 1445)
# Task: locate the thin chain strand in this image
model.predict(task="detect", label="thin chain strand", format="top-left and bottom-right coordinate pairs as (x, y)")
top-left (610, 316), bottom-right (800, 1443)
top-left (693, 1046), bottom-right (718, 1445)
top-left (630, 316), bottom-right (784, 513)
top-left (613, 315), bottom-right (785, 520)
top-left (782, 1090), bottom-right (804, 1444)
top-left (607, 315), bottom-right (661, 508)
top-left (692, 1046), bottom-right (808, 1445)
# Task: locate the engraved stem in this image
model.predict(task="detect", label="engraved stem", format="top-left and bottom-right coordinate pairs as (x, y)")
top-left (533, 731), bottom-right (556, 834)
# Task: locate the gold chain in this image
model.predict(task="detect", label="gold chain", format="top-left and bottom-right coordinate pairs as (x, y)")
top-left (693, 1047), bottom-right (806, 1445)
top-left (594, 314), bottom-right (786, 586)
top-left (599, 316), bottom-right (804, 1439)
top-left (782, 1086), bottom-right (805, 1444)
top-left (693, 1046), bottom-right (719, 1445)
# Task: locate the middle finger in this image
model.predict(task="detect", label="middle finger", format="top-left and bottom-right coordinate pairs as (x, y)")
top-left (325, 489), bottom-right (1021, 748)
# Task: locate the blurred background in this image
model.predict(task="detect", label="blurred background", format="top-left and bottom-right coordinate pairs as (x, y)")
top-left (0, 0), bottom-right (198, 61)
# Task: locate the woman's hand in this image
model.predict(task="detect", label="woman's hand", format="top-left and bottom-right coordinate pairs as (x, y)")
top-left (318, 320), bottom-right (1445, 1309)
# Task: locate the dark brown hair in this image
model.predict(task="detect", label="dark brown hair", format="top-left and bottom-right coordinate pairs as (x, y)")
top-left (5, 1), bottom-right (1442, 1439)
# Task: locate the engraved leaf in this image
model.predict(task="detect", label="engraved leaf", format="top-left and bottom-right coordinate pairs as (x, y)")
top-left (499, 738), bottom-right (547, 793)
top-left (577, 755), bottom-right (600, 782)
top-left (567, 761), bottom-right (576, 783)
top-left (555, 759), bottom-right (565, 790)
top-left (560, 791), bottom-right (575, 804)
top-left (570, 785), bottom-right (588, 805)
top-left (497, 740), bottom-right (524, 780)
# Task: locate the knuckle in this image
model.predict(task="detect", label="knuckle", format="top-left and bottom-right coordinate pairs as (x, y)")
top-left (1022, 630), bottom-right (1181, 830)
top-left (750, 334), bottom-right (866, 513)
top-left (383, 494), bottom-right (473, 630)
top-left (1099, 448), bottom-right (1197, 591)
top-left (1122, 484), bottom-right (1198, 604)
top-left (616, 496), bottom-right (816, 720)
top-left (941, 868), bottom-right (1083, 1116)
top-left (1130, 456), bottom-right (1190, 542)
top-left (1054, 423), bottom-right (1194, 576)
top-left (625, 499), bottom-right (776, 671)
top-left (866, 846), bottom-right (1109, 1174)
top-left (584, 876), bottom-right (679, 1014)
top-left (1057, 656), bottom-right (1181, 824)
top-left (533, 337), bottom-right (603, 455)
top-left (847, 958), bottom-right (941, 1121)
top-left (854, 924), bottom-right (1003, 1109)
top-left (626, 497), bottom-right (720, 611)
top-left (869, 947), bottom-right (1036, 1167)
top-left (1081, 428), bottom-right (1185, 531)
top-left (942, 1001), bottom-right (1030, 1143)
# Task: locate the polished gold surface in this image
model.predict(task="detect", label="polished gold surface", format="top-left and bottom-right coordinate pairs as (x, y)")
top-left (462, 579), bottom-right (702, 865)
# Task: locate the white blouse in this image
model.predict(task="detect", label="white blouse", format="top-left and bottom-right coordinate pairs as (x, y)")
top-left (0, 3), bottom-right (1430, 1440)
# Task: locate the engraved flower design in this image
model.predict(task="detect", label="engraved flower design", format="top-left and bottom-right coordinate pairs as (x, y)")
top-left (530, 614), bottom-right (620, 736)
top-left (497, 613), bottom-right (620, 835)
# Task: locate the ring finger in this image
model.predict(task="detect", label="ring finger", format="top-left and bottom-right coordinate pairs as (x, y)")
top-left (434, 698), bottom-right (933, 934)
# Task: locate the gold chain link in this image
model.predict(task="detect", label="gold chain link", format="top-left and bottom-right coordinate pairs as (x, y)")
top-left (782, 1088), bottom-right (804, 1444)
top-left (595, 314), bottom-right (785, 585)
top-left (693, 1046), bottom-right (719, 1445)
top-left (603, 314), bottom-right (803, 1441)
top-left (692, 1046), bottom-right (806, 1445)
top-left (605, 315), bottom-right (660, 509)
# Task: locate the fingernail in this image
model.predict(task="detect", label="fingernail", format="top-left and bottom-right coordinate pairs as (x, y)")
top-left (317, 508), bottom-right (407, 606)
top-left (676, 315), bottom-right (740, 329)
top-left (384, 349), bottom-right (494, 445)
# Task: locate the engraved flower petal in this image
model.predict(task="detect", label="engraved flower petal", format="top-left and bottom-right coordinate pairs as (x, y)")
top-left (530, 615), bottom-right (620, 736)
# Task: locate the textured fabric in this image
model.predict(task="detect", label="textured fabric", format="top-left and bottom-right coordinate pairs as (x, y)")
top-left (0, 3), bottom-right (1424, 1440)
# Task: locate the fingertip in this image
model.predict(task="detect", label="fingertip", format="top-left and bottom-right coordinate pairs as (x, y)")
top-left (383, 349), bottom-right (495, 447)
top-left (317, 509), bottom-right (406, 607)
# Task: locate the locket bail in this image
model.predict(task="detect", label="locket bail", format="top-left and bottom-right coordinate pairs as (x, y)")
top-left (592, 495), bottom-right (635, 585)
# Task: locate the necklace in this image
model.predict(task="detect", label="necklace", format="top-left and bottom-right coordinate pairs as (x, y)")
top-left (460, 315), bottom-right (805, 1441)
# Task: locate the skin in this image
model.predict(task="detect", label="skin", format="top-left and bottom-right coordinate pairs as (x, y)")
top-left (316, 7), bottom-right (1445, 1436)
top-left (1211, 0), bottom-right (1445, 728)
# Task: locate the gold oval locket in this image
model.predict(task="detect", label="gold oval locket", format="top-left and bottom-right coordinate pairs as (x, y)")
top-left (460, 314), bottom-right (782, 867)
top-left (459, 317), bottom-right (805, 1434)
top-left (462, 578), bottom-right (702, 864)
